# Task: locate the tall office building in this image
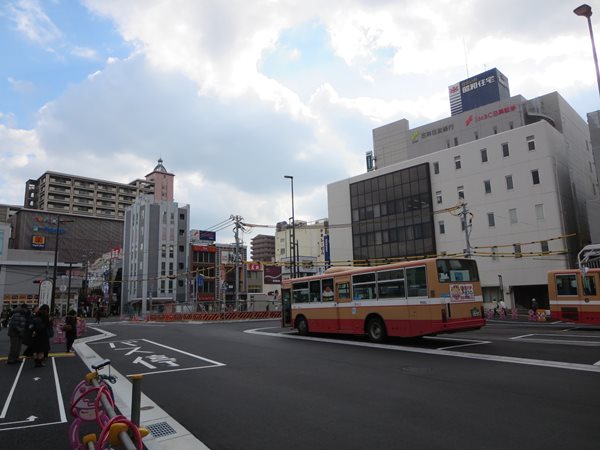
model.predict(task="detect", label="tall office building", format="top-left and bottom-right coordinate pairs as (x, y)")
top-left (121, 195), bottom-right (190, 314)
top-left (250, 234), bottom-right (275, 262)
top-left (328, 69), bottom-right (598, 308)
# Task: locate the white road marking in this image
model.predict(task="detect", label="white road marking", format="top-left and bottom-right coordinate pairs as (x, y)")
top-left (0, 359), bottom-right (25, 419)
top-left (245, 327), bottom-right (600, 373)
top-left (133, 356), bottom-right (156, 369)
top-left (126, 365), bottom-right (224, 377)
top-left (141, 339), bottom-right (226, 367)
top-left (510, 333), bottom-right (600, 346)
top-left (76, 328), bottom-right (210, 449)
top-left (423, 335), bottom-right (490, 350)
top-left (52, 357), bottom-right (67, 423)
top-left (0, 416), bottom-right (37, 427)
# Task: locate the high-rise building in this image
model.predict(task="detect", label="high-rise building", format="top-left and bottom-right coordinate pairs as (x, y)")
top-left (23, 158), bottom-right (172, 220)
top-left (275, 219), bottom-right (329, 279)
top-left (328, 69), bottom-right (598, 309)
top-left (250, 234), bottom-right (275, 262)
top-left (121, 195), bottom-right (189, 314)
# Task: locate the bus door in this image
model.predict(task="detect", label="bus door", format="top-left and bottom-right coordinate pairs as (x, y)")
top-left (334, 277), bottom-right (353, 332)
top-left (406, 266), bottom-right (431, 335)
top-left (281, 288), bottom-right (292, 327)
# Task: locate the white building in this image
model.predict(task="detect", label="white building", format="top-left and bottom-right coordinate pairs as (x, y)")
top-left (328, 82), bottom-right (598, 310)
top-left (275, 219), bottom-right (329, 279)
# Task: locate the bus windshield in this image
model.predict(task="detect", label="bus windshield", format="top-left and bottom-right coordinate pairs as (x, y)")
top-left (436, 259), bottom-right (479, 282)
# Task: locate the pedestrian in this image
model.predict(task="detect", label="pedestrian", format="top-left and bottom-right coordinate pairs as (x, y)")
top-left (30, 304), bottom-right (52, 367)
top-left (499, 299), bottom-right (507, 315)
top-left (6, 304), bottom-right (27, 364)
top-left (94, 308), bottom-right (102, 325)
top-left (63, 310), bottom-right (78, 353)
top-left (531, 297), bottom-right (539, 311)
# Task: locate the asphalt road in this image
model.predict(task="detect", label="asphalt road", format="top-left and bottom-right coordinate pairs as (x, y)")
top-left (2, 319), bottom-right (600, 449)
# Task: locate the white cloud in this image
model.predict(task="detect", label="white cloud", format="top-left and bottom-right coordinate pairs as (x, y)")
top-left (6, 0), bottom-right (62, 47)
top-left (8, 77), bottom-right (34, 94)
top-left (71, 46), bottom-right (99, 60)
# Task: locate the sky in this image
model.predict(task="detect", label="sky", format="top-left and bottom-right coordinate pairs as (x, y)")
top-left (1, 0), bottom-right (599, 246)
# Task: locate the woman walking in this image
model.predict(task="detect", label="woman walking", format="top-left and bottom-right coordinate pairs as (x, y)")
top-left (30, 304), bottom-right (52, 367)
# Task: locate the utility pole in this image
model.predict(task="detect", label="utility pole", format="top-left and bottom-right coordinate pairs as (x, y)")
top-left (230, 215), bottom-right (244, 310)
top-left (459, 202), bottom-right (473, 258)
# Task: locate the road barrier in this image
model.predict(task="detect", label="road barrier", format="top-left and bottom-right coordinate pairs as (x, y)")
top-left (146, 310), bottom-right (282, 322)
top-left (69, 359), bottom-right (148, 450)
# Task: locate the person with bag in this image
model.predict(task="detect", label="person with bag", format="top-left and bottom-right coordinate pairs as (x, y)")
top-left (63, 310), bottom-right (78, 352)
top-left (6, 304), bottom-right (27, 364)
top-left (30, 304), bottom-right (52, 368)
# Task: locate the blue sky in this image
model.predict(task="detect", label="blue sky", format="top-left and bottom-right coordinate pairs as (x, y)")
top-left (1, 0), bottom-right (599, 245)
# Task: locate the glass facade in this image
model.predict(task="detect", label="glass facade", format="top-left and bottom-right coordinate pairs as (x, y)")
top-left (350, 163), bottom-right (436, 261)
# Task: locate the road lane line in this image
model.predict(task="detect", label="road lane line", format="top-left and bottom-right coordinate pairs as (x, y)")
top-left (51, 357), bottom-right (67, 423)
top-left (141, 339), bottom-right (226, 366)
top-left (0, 359), bottom-right (25, 419)
top-left (126, 365), bottom-right (225, 377)
top-left (245, 327), bottom-right (600, 373)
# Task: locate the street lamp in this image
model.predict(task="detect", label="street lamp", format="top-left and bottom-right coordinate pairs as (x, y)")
top-left (574, 4), bottom-right (600, 96)
top-left (283, 175), bottom-right (297, 278)
top-left (50, 215), bottom-right (73, 315)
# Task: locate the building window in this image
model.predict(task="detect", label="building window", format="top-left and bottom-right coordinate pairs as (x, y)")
top-left (433, 161), bottom-right (439, 174)
top-left (179, 245), bottom-right (184, 252)
top-left (493, 126), bottom-right (498, 134)
top-left (454, 156), bottom-right (462, 170)
top-left (438, 220), bottom-right (445, 234)
top-left (454, 137), bottom-right (459, 146)
top-left (179, 213), bottom-right (185, 220)
top-left (509, 121), bottom-right (514, 130)
top-left (541, 241), bottom-right (549, 254)
top-left (492, 246), bottom-right (498, 261)
top-left (161, 262), bottom-right (165, 276)
top-left (480, 148), bottom-right (488, 163)
top-left (435, 190), bottom-right (443, 204)
top-left (505, 175), bottom-right (514, 190)
top-left (446, 140), bottom-right (451, 149)
top-left (535, 203), bottom-right (544, 220)
top-left (509, 208), bottom-right (518, 224)
top-left (484, 180), bottom-right (492, 194)
top-left (474, 131), bottom-right (479, 140)
top-left (487, 212), bottom-right (495, 227)
top-left (514, 243), bottom-right (522, 258)
top-left (457, 186), bottom-right (465, 200)
top-left (531, 169), bottom-right (540, 185)
top-left (527, 135), bottom-right (535, 151)
top-left (502, 142), bottom-right (509, 157)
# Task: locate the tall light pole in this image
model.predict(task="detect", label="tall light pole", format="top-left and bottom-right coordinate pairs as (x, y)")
top-left (575, 4), bottom-right (600, 96)
top-left (284, 175), bottom-right (296, 278)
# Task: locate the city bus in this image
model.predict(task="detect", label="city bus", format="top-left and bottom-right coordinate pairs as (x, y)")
top-left (282, 257), bottom-right (485, 342)
top-left (548, 268), bottom-right (600, 324)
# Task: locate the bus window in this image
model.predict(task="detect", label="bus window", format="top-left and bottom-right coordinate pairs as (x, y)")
top-left (352, 273), bottom-right (376, 300)
top-left (336, 282), bottom-right (350, 300)
top-left (322, 278), bottom-right (335, 302)
top-left (407, 266), bottom-right (427, 297)
top-left (437, 259), bottom-right (479, 282)
top-left (584, 276), bottom-right (597, 296)
top-left (377, 269), bottom-right (405, 299)
top-left (310, 280), bottom-right (321, 302)
top-left (293, 282), bottom-right (309, 303)
top-left (555, 275), bottom-right (578, 296)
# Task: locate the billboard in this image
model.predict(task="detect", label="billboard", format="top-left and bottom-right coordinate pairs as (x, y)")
top-left (449, 68), bottom-right (510, 116)
top-left (263, 265), bottom-right (282, 284)
top-left (190, 229), bottom-right (216, 242)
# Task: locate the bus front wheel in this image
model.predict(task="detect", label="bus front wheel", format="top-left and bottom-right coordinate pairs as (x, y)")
top-left (296, 316), bottom-right (309, 336)
top-left (366, 317), bottom-right (386, 343)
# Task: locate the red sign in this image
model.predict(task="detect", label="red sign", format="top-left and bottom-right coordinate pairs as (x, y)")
top-left (192, 245), bottom-right (217, 253)
top-left (247, 263), bottom-right (262, 272)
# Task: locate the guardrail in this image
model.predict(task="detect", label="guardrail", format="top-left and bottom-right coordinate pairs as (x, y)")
top-left (146, 311), bottom-right (282, 322)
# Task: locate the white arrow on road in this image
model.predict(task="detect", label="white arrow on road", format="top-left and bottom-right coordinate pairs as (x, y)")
top-left (0, 416), bottom-right (38, 427)
top-left (132, 357), bottom-right (156, 369)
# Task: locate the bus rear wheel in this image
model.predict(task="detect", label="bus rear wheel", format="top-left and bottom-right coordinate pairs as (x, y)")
top-left (296, 316), bottom-right (309, 336)
top-left (366, 317), bottom-right (386, 343)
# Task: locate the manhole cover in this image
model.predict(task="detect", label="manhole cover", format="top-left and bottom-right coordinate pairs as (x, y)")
top-left (147, 421), bottom-right (177, 438)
